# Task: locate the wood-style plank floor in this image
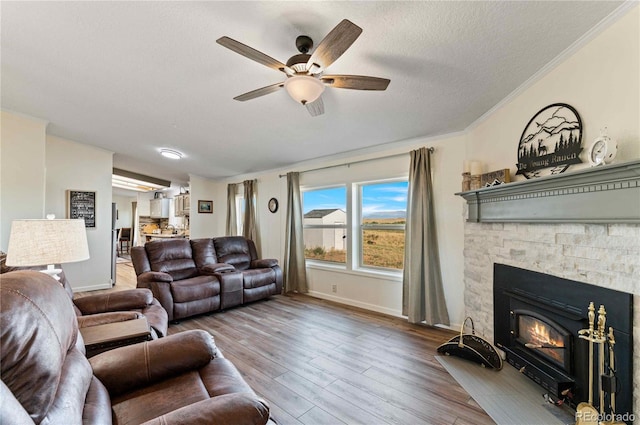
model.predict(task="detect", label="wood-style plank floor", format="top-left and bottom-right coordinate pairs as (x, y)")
top-left (89, 262), bottom-right (495, 425)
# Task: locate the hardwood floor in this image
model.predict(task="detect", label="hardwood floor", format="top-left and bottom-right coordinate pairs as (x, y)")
top-left (94, 263), bottom-right (495, 425)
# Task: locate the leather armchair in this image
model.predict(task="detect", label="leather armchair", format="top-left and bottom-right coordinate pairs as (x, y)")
top-left (71, 286), bottom-right (168, 338)
top-left (0, 270), bottom-right (271, 425)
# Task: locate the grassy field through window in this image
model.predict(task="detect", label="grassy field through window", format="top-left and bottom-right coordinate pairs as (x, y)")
top-left (305, 218), bottom-right (405, 269)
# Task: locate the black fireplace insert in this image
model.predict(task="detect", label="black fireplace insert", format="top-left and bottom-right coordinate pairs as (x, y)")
top-left (493, 264), bottom-right (633, 421)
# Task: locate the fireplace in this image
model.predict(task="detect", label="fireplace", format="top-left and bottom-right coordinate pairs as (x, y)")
top-left (494, 264), bottom-right (633, 418)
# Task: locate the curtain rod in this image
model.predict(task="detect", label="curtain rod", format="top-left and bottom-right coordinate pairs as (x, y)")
top-left (278, 147), bottom-right (434, 178)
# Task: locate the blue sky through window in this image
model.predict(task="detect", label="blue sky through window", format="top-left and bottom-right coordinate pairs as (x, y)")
top-left (362, 181), bottom-right (408, 218)
top-left (303, 181), bottom-right (408, 218)
top-left (303, 187), bottom-right (346, 213)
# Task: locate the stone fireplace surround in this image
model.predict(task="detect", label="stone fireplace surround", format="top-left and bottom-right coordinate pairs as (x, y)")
top-left (460, 161), bottom-right (640, 417)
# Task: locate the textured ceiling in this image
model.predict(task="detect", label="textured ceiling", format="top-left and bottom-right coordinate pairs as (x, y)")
top-left (1, 1), bottom-right (624, 184)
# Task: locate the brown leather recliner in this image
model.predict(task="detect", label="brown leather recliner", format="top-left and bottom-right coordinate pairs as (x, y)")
top-left (66, 280), bottom-right (168, 338)
top-left (131, 237), bottom-right (282, 321)
top-left (0, 270), bottom-right (271, 425)
top-left (0, 254), bottom-right (168, 338)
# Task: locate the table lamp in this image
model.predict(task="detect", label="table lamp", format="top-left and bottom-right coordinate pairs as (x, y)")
top-left (6, 218), bottom-right (90, 280)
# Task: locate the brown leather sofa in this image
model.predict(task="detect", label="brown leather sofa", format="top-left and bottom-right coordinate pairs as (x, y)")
top-left (0, 270), bottom-right (271, 425)
top-left (131, 237), bottom-right (283, 321)
top-left (0, 253), bottom-right (168, 338)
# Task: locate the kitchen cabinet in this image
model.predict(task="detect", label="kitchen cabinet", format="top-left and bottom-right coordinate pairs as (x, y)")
top-left (174, 194), bottom-right (190, 216)
top-left (150, 198), bottom-right (170, 218)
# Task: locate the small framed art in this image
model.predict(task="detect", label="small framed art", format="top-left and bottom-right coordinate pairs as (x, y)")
top-left (198, 200), bottom-right (213, 214)
top-left (67, 190), bottom-right (96, 228)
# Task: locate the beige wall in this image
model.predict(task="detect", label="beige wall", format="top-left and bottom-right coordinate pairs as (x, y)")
top-left (113, 194), bottom-right (136, 230)
top-left (45, 135), bottom-right (113, 291)
top-left (189, 174), bottom-right (224, 239)
top-left (0, 110), bottom-right (47, 250)
top-left (468, 6), bottom-right (640, 176)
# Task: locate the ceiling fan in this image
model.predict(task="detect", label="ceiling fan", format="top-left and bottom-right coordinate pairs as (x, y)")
top-left (216, 19), bottom-right (390, 117)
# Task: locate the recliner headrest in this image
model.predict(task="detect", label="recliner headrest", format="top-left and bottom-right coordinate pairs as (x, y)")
top-left (1, 270), bottom-right (79, 422)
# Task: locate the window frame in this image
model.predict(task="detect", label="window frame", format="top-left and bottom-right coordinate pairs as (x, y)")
top-left (301, 177), bottom-right (408, 276)
top-left (355, 178), bottom-right (408, 273)
top-left (301, 185), bottom-right (348, 267)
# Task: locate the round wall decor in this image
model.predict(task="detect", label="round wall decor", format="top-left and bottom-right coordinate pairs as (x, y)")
top-left (516, 103), bottom-right (583, 179)
top-left (268, 197), bottom-right (279, 213)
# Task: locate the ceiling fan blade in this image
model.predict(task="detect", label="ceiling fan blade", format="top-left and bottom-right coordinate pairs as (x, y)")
top-left (233, 82), bottom-right (284, 101)
top-left (305, 97), bottom-right (324, 117)
top-left (306, 19), bottom-right (362, 73)
top-left (217, 36), bottom-right (294, 75)
top-left (321, 75), bottom-right (390, 90)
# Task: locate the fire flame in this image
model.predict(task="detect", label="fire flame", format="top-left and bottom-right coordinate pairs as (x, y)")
top-left (521, 316), bottom-right (564, 364)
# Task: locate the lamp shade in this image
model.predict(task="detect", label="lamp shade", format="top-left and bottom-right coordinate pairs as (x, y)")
top-left (6, 219), bottom-right (90, 267)
top-left (284, 75), bottom-right (325, 105)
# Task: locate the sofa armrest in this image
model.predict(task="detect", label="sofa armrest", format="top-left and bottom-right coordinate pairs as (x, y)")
top-left (90, 330), bottom-right (218, 398)
top-left (250, 259), bottom-right (278, 268)
top-left (137, 271), bottom-right (173, 285)
top-left (141, 299), bottom-right (169, 337)
top-left (73, 289), bottom-right (154, 314)
top-left (77, 311), bottom-right (142, 328)
top-left (200, 263), bottom-right (235, 274)
top-left (140, 393), bottom-right (270, 425)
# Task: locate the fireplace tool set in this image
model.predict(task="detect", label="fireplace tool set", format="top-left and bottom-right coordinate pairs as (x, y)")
top-left (575, 302), bottom-right (624, 425)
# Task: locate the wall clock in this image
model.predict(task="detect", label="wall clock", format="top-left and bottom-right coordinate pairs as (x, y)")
top-left (588, 131), bottom-right (617, 166)
top-left (268, 197), bottom-right (279, 213)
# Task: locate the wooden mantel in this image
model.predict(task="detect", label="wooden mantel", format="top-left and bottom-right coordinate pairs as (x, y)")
top-left (456, 160), bottom-right (640, 223)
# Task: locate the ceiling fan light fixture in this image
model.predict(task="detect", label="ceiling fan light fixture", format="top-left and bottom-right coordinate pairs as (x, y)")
top-left (284, 75), bottom-right (325, 105)
top-left (160, 148), bottom-right (183, 160)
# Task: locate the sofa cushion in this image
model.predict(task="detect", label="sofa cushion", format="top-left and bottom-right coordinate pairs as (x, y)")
top-left (213, 237), bottom-right (252, 271)
top-left (146, 240), bottom-right (198, 280)
top-left (190, 238), bottom-right (218, 269)
top-left (111, 371), bottom-right (210, 425)
top-left (111, 360), bottom-right (268, 425)
top-left (171, 275), bottom-right (220, 303)
top-left (242, 269), bottom-right (276, 289)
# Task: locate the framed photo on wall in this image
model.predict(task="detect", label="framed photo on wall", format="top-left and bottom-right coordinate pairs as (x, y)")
top-left (67, 190), bottom-right (96, 228)
top-left (198, 200), bottom-right (213, 214)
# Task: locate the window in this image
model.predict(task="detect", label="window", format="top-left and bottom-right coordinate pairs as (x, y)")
top-left (359, 181), bottom-right (408, 270)
top-left (302, 186), bottom-right (347, 264)
top-left (235, 194), bottom-right (244, 236)
top-left (302, 180), bottom-right (408, 272)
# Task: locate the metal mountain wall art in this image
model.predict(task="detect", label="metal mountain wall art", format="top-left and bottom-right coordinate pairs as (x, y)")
top-left (516, 103), bottom-right (583, 178)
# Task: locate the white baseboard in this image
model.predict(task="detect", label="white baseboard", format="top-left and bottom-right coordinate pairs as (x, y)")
top-left (306, 290), bottom-right (403, 318)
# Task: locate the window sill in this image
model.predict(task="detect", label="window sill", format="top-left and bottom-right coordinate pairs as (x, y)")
top-left (306, 261), bottom-right (403, 282)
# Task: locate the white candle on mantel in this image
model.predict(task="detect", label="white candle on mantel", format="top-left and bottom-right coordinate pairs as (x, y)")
top-left (470, 161), bottom-right (483, 175)
top-left (463, 160), bottom-right (471, 173)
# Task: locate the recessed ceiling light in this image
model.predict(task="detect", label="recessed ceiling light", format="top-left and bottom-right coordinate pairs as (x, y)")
top-left (160, 148), bottom-right (183, 160)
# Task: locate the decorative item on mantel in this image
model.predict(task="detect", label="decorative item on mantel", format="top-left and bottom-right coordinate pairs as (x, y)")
top-left (481, 169), bottom-right (511, 187)
top-left (588, 127), bottom-right (618, 167)
top-left (462, 160), bottom-right (484, 190)
top-left (516, 103), bottom-right (583, 179)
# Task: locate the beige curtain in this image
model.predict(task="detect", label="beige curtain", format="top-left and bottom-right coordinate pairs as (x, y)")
top-left (226, 183), bottom-right (238, 236)
top-left (242, 179), bottom-right (259, 254)
top-left (284, 172), bottom-right (307, 293)
top-left (402, 147), bottom-right (450, 326)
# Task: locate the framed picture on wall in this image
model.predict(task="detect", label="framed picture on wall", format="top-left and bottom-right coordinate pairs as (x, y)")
top-left (198, 200), bottom-right (213, 214)
top-left (67, 190), bottom-right (96, 228)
